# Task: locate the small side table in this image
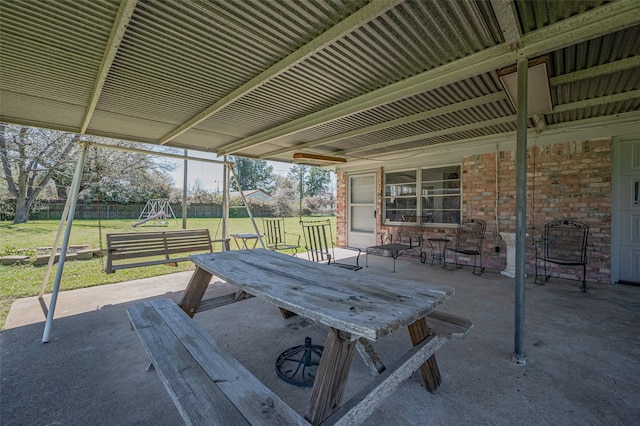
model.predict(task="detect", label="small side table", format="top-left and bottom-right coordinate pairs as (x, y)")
top-left (230, 233), bottom-right (259, 250)
top-left (427, 238), bottom-right (449, 265)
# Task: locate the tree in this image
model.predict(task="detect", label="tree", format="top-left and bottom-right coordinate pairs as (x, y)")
top-left (79, 140), bottom-right (175, 204)
top-left (287, 165), bottom-right (332, 198)
top-left (229, 156), bottom-right (276, 193)
top-left (270, 175), bottom-right (296, 217)
top-left (0, 124), bottom-right (177, 223)
top-left (188, 179), bottom-right (214, 203)
top-left (0, 124), bottom-right (78, 223)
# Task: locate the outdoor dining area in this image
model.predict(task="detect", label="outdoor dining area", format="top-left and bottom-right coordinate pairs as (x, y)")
top-left (2, 247), bottom-right (638, 425)
top-left (2, 0), bottom-right (640, 424)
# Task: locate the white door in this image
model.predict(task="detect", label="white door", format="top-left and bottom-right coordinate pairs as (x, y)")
top-left (615, 137), bottom-right (640, 284)
top-left (348, 174), bottom-right (376, 247)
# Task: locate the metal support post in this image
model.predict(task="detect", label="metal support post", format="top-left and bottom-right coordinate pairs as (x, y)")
top-left (42, 142), bottom-right (89, 343)
top-left (221, 157), bottom-right (230, 251)
top-left (182, 149), bottom-right (188, 229)
top-left (39, 195), bottom-right (72, 298)
top-left (513, 57), bottom-right (528, 365)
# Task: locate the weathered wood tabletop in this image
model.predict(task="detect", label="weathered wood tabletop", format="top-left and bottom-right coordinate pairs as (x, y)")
top-left (180, 249), bottom-right (457, 425)
top-left (188, 249), bottom-right (453, 341)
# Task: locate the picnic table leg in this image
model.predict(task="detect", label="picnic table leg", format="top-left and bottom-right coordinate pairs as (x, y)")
top-left (408, 317), bottom-right (442, 393)
top-left (178, 266), bottom-right (213, 318)
top-left (305, 328), bottom-right (356, 425)
top-left (278, 307), bottom-right (298, 319)
top-left (356, 337), bottom-right (386, 375)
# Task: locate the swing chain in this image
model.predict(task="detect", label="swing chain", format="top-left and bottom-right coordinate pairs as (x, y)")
top-left (91, 147), bottom-right (106, 272)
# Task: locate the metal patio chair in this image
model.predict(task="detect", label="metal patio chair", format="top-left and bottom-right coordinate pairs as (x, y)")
top-left (535, 219), bottom-right (589, 292)
top-left (300, 219), bottom-right (362, 270)
top-left (443, 218), bottom-right (486, 275)
top-left (262, 218), bottom-right (300, 255)
top-left (396, 214), bottom-right (426, 260)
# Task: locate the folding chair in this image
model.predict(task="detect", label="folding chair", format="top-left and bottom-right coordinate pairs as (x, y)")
top-left (300, 219), bottom-right (361, 270)
top-left (262, 218), bottom-right (300, 255)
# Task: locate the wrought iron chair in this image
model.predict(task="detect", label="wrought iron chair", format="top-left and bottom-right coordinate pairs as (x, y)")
top-left (396, 214), bottom-right (426, 262)
top-left (262, 218), bottom-right (300, 255)
top-left (443, 218), bottom-right (486, 275)
top-left (300, 219), bottom-right (362, 270)
top-left (535, 219), bottom-right (589, 292)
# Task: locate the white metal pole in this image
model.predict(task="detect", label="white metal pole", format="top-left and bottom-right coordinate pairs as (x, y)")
top-left (182, 149), bottom-right (188, 229)
top-left (228, 164), bottom-right (266, 249)
top-left (84, 141), bottom-right (225, 164)
top-left (221, 156), bottom-right (230, 251)
top-left (42, 142), bottom-right (89, 343)
top-left (39, 196), bottom-right (72, 298)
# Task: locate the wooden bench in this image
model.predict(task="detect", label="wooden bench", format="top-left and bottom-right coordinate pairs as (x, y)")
top-left (127, 298), bottom-right (309, 425)
top-left (105, 229), bottom-right (214, 274)
top-left (128, 296), bottom-right (472, 426)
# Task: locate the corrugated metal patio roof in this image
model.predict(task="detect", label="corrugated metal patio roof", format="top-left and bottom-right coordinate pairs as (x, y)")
top-left (1, 0), bottom-right (638, 166)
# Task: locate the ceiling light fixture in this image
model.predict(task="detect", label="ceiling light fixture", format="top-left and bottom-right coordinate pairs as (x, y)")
top-left (498, 55), bottom-right (553, 116)
top-left (292, 152), bottom-right (347, 165)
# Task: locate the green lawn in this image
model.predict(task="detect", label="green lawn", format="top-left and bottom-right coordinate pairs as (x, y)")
top-left (0, 217), bottom-right (334, 329)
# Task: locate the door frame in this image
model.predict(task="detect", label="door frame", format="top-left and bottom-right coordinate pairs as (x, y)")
top-left (612, 136), bottom-right (620, 284)
top-left (611, 135), bottom-right (640, 284)
top-left (346, 172), bottom-right (377, 248)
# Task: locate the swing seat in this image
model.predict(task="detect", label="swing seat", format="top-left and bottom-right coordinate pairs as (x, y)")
top-left (105, 229), bottom-right (213, 273)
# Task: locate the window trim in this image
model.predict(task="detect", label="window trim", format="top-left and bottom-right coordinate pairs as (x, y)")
top-left (383, 164), bottom-right (461, 227)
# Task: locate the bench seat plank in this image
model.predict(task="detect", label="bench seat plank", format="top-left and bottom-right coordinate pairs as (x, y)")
top-left (106, 229), bottom-right (212, 273)
top-left (426, 310), bottom-right (473, 339)
top-left (107, 257), bottom-right (190, 271)
top-left (128, 299), bottom-right (308, 426)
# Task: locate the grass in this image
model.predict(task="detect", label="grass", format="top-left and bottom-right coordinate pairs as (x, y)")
top-left (0, 216), bottom-right (334, 329)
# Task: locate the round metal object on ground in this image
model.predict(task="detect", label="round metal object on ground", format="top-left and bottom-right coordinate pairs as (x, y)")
top-left (275, 337), bottom-right (324, 387)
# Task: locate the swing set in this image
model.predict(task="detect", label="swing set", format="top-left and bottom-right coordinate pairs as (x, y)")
top-left (132, 199), bottom-right (178, 227)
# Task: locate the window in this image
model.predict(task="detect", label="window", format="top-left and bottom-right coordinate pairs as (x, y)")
top-left (384, 170), bottom-right (416, 222)
top-left (384, 165), bottom-right (461, 225)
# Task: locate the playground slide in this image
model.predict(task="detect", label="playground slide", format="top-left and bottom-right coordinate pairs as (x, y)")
top-left (131, 212), bottom-right (168, 228)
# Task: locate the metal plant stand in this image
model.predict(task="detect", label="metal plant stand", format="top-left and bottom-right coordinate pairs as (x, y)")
top-left (275, 337), bottom-right (324, 387)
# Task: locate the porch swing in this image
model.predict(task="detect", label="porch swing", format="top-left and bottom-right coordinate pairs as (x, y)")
top-left (89, 147), bottom-right (214, 273)
top-left (102, 157), bottom-right (263, 273)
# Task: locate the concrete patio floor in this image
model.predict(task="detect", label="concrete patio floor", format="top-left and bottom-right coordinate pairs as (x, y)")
top-left (1, 250), bottom-right (639, 425)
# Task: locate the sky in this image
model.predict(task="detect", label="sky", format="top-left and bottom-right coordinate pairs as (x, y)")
top-left (166, 150), bottom-right (294, 192)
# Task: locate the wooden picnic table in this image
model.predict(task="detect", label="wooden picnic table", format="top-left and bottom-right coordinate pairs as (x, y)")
top-left (179, 249), bottom-right (464, 425)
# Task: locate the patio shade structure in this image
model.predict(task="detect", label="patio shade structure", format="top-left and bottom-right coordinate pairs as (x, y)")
top-left (37, 141), bottom-right (265, 343)
top-left (1, 0), bottom-right (639, 354)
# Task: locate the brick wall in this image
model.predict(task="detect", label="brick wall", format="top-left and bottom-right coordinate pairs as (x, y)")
top-left (528, 139), bottom-right (611, 282)
top-left (336, 138), bottom-right (612, 283)
top-left (464, 139), bottom-right (611, 282)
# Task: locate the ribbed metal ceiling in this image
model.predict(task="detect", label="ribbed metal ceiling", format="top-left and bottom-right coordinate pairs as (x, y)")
top-left (1, 0), bottom-right (639, 166)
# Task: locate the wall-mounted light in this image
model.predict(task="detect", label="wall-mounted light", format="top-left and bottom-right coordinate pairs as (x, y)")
top-left (498, 56), bottom-right (553, 116)
top-left (292, 152), bottom-right (347, 165)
